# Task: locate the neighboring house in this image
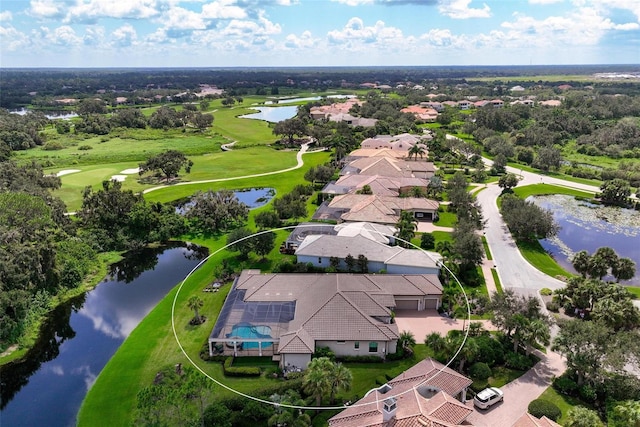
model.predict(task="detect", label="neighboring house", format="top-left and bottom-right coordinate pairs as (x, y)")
top-left (510, 99), bottom-right (535, 107)
top-left (313, 194), bottom-right (439, 224)
top-left (474, 100), bottom-right (491, 108)
top-left (328, 113), bottom-right (377, 127)
top-left (321, 174), bottom-right (429, 198)
top-left (458, 100), bottom-right (471, 110)
top-left (309, 98), bottom-right (362, 120)
top-left (400, 105), bottom-right (439, 122)
top-left (295, 233), bottom-right (442, 277)
top-left (282, 222), bottom-right (395, 252)
top-left (540, 99), bottom-right (562, 107)
top-left (345, 148), bottom-right (406, 161)
top-left (512, 413), bottom-right (562, 427)
top-left (341, 156), bottom-right (436, 180)
top-left (360, 133), bottom-right (431, 152)
top-left (491, 99), bottom-right (504, 108)
top-left (328, 358), bottom-right (474, 427)
top-left (208, 271), bottom-right (443, 367)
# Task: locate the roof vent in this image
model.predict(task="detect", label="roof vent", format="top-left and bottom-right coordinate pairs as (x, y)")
top-left (382, 397), bottom-right (397, 422)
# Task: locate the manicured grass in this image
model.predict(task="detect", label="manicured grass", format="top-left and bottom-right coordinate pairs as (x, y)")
top-left (513, 184), bottom-right (595, 199)
top-left (482, 236), bottom-right (493, 260)
top-left (491, 268), bottom-right (503, 293)
top-left (516, 240), bottom-right (573, 280)
top-left (538, 386), bottom-right (585, 425)
top-left (626, 286), bottom-right (640, 299)
top-left (432, 231), bottom-right (453, 245)
top-left (434, 211), bottom-right (456, 227)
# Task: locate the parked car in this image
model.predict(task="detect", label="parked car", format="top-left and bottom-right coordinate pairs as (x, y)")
top-left (473, 387), bottom-right (504, 409)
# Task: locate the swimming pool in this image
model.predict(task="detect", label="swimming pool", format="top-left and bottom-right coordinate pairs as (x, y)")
top-left (226, 323), bottom-right (273, 349)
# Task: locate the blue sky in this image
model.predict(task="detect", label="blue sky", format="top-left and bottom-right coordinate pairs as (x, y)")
top-left (1, 0), bottom-right (639, 67)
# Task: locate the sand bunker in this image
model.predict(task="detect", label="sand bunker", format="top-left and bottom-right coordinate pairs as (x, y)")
top-left (56, 169), bottom-right (81, 177)
top-left (120, 168), bottom-right (140, 174)
top-left (111, 175), bottom-right (127, 182)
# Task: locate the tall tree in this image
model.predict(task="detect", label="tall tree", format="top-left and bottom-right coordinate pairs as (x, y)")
top-left (273, 118), bottom-right (307, 146)
top-left (188, 296), bottom-right (204, 324)
top-left (185, 189), bottom-right (249, 234)
top-left (395, 210), bottom-right (418, 248)
top-left (302, 357), bottom-right (333, 408)
top-left (327, 362), bottom-right (352, 405)
top-left (139, 150), bottom-right (193, 183)
top-left (599, 179), bottom-right (631, 206)
top-left (612, 257), bottom-right (636, 282)
top-left (408, 144), bottom-right (426, 161)
top-left (571, 250), bottom-right (591, 278)
top-left (498, 173), bottom-right (519, 192)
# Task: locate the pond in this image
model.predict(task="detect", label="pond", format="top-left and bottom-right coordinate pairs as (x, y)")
top-left (239, 106), bottom-right (298, 123)
top-left (177, 188), bottom-right (275, 214)
top-left (11, 109), bottom-right (79, 120)
top-left (264, 94), bottom-right (355, 105)
top-left (0, 242), bottom-right (208, 427)
top-left (531, 194), bottom-right (640, 285)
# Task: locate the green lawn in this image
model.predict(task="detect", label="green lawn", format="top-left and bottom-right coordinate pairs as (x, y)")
top-left (516, 240), bottom-right (574, 280)
top-left (482, 236), bottom-right (493, 260)
top-left (538, 386), bottom-right (586, 425)
top-left (491, 268), bottom-right (503, 293)
top-left (434, 211), bottom-right (457, 227)
top-left (513, 184), bottom-right (595, 199)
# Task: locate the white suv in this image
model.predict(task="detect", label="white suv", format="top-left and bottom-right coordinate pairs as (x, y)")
top-left (473, 387), bottom-right (504, 409)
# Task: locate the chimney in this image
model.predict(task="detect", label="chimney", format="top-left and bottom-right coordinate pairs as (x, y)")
top-left (382, 397), bottom-right (397, 422)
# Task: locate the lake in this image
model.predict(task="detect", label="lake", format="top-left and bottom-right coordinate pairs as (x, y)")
top-left (11, 109), bottom-right (79, 120)
top-left (531, 194), bottom-right (640, 285)
top-left (264, 94), bottom-right (355, 105)
top-left (0, 243), bottom-right (208, 427)
top-left (239, 106), bottom-right (298, 123)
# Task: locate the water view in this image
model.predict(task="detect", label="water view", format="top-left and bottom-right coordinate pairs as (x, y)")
top-left (264, 94), bottom-right (355, 104)
top-left (239, 106), bottom-right (298, 123)
top-left (234, 187), bottom-right (276, 208)
top-left (0, 243), bottom-right (208, 427)
top-left (11, 109), bottom-right (79, 120)
top-left (531, 194), bottom-right (640, 285)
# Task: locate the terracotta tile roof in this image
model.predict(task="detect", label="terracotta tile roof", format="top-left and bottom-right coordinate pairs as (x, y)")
top-left (277, 329), bottom-right (315, 354)
top-left (512, 413), bottom-right (562, 427)
top-left (329, 358), bottom-right (474, 427)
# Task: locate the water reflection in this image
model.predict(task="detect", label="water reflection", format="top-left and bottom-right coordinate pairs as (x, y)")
top-left (532, 194), bottom-right (640, 285)
top-left (0, 242), bottom-right (208, 426)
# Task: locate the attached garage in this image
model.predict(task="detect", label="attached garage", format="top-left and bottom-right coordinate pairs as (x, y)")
top-left (395, 299), bottom-right (419, 310)
top-left (423, 298), bottom-right (439, 309)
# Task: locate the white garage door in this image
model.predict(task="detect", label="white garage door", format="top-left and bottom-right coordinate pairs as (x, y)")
top-left (395, 299), bottom-right (419, 310)
top-left (423, 298), bottom-right (438, 309)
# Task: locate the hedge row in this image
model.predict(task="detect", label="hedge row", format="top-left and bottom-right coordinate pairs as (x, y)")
top-left (223, 357), bottom-right (261, 377)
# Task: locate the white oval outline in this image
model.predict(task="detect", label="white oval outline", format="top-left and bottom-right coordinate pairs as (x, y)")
top-left (171, 223), bottom-right (471, 412)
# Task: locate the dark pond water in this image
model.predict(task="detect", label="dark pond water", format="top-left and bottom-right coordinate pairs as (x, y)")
top-left (239, 106), bottom-right (297, 123)
top-left (531, 194), bottom-right (640, 285)
top-left (177, 188), bottom-right (275, 214)
top-left (0, 242), bottom-right (208, 427)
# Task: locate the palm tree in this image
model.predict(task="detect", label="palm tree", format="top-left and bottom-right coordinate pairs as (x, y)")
top-left (328, 362), bottom-right (352, 405)
top-left (425, 332), bottom-right (446, 353)
top-left (187, 295), bottom-right (204, 324)
top-left (302, 357), bottom-right (332, 408)
top-left (408, 144), bottom-right (426, 161)
top-left (395, 211), bottom-right (418, 248)
top-left (398, 330), bottom-right (416, 355)
top-left (571, 250), bottom-right (591, 278)
top-left (268, 390), bottom-right (312, 427)
top-left (612, 257), bottom-right (636, 282)
top-left (523, 319), bottom-right (550, 356)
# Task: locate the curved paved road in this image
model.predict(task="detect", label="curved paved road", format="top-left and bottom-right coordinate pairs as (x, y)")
top-left (143, 143), bottom-right (315, 194)
top-left (478, 159), bottom-right (601, 296)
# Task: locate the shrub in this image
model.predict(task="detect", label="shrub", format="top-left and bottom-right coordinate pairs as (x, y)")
top-left (43, 141), bottom-right (64, 151)
top-left (540, 288), bottom-right (553, 296)
top-left (528, 399), bottom-right (562, 421)
top-left (78, 144), bottom-right (93, 150)
top-left (335, 355), bottom-right (383, 363)
top-left (546, 301), bottom-right (560, 312)
top-left (553, 373), bottom-right (579, 396)
top-left (313, 346), bottom-right (335, 361)
top-left (505, 352), bottom-right (534, 370)
top-left (468, 362), bottom-right (492, 381)
top-left (223, 357), bottom-right (261, 377)
top-left (475, 335), bottom-right (504, 366)
top-left (579, 384), bottom-right (597, 402)
top-left (375, 376), bottom-right (388, 385)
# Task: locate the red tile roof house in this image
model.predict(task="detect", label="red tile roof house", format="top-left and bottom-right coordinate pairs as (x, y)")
top-left (512, 413), bottom-right (562, 427)
top-left (328, 358), bottom-right (474, 427)
top-left (207, 271), bottom-right (443, 368)
top-left (360, 133), bottom-right (432, 152)
top-left (341, 157), bottom-right (436, 180)
top-left (321, 174), bottom-right (430, 198)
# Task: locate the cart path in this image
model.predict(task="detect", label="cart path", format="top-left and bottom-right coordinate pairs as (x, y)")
top-left (143, 143), bottom-right (317, 194)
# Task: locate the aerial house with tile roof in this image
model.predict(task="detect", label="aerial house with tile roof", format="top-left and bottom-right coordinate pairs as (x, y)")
top-left (208, 270), bottom-right (443, 368)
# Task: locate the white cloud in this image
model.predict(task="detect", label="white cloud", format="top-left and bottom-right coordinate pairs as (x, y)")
top-left (501, 6), bottom-right (639, 47)
top-left (29, 0), bottom-right (65, 19)
top-left (222, 13), bottom-right (281, 36)
top-left (327, 17), bottom-right (404, 45)
top-left (201, 0), bottom-right (247, 20)
top-left (591, 0), bottom-right (640, 21)
top-left (284, 30), bottom-right (318, 49)
top-left (420, 28), bottom-right (462, 47)
top-left (53, 25), bottom-right (83, 46)
top-left (438, 0), bottom-right (491, 19)
top-left (83, 26), bottom-right (106, 46)
top-left (0, 11), bottom-right (13, 21)
top-left (67, 0), bottom-right (160, 22)
top-left (0, 25), bottom-right (30, 51)
top-left (331, 0), bottom-right (375, 5)
top-left (112, 24), bottom-right (138, 47)
top-left (160, 6), bottom-right (207, 30)
top-left (529, 0), bottom-right (564, 4)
